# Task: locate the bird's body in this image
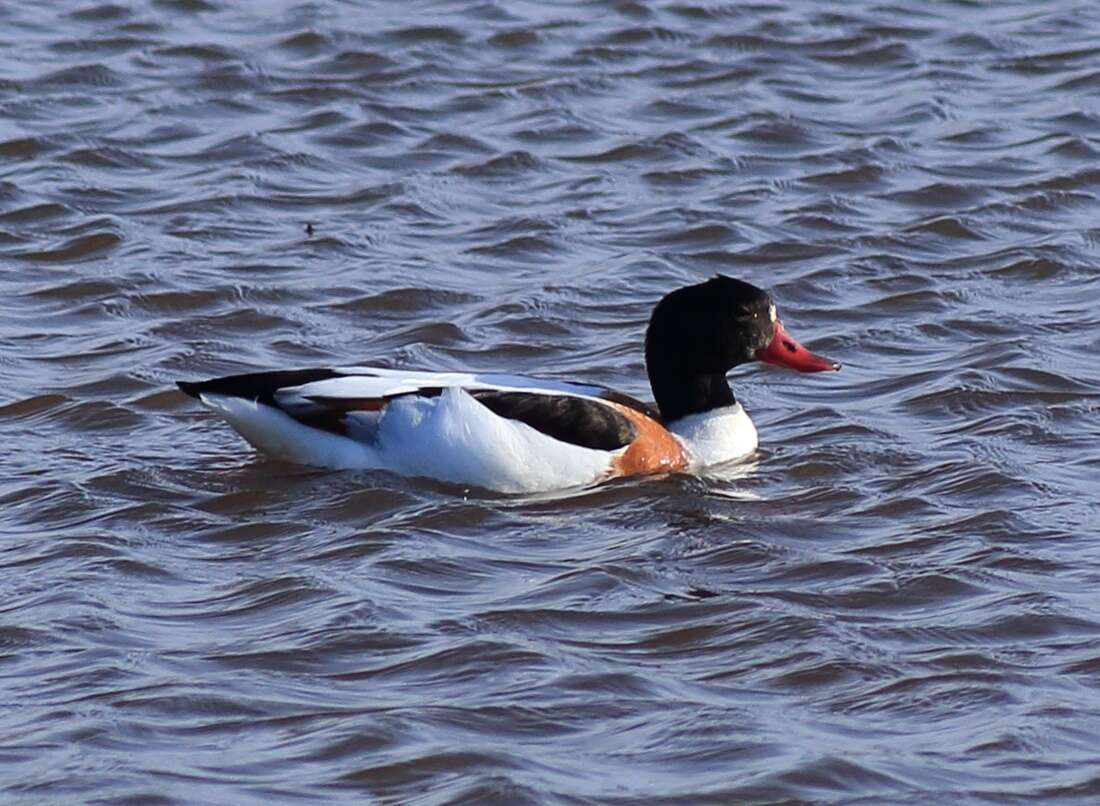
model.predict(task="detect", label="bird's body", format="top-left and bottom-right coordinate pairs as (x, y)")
top-left (178, 276), bottom-right (839, 492)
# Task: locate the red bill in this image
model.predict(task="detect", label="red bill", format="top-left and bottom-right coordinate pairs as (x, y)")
top-left (756, 320), bottom-right (840, 372)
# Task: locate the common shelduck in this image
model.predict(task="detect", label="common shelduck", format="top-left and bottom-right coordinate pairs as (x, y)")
top-left (178, 275), bottom-right (840, 492)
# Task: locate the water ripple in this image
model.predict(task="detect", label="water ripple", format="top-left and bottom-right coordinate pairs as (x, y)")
top-left (3, 0), bottom-right (1100, 802)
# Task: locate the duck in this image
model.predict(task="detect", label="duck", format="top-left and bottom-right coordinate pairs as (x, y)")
top-left (177, 275), bottom-right (839, 492)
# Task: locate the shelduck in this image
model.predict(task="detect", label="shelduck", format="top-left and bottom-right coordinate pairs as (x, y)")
top-left (178, 275), bottom-right (840, 492)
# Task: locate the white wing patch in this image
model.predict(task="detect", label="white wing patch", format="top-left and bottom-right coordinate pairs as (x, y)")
top-left (278, 366), bottom-right (608, 404)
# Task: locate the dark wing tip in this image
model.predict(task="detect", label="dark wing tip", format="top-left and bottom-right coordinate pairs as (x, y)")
top-left (177, 380), bottom-right (202, 398)
top-left (174, 369), bottom-right (342, 404)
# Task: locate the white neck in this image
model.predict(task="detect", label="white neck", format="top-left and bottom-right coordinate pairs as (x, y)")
top-left (667, 403), bottom-right (758, 468)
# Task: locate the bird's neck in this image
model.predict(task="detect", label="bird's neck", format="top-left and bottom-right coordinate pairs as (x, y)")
top-left (648, 366), bottom-right (735, 423)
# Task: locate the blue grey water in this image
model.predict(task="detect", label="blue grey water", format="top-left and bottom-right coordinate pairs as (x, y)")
top-left (2, 1), bottom-right (1100, 802)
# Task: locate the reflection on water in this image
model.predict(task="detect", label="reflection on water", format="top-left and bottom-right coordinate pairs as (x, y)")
top-left (3, 0), bottom-right (1100, 801)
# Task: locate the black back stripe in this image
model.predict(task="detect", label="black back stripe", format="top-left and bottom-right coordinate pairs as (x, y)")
top-left (177, 368), bottom-right (348, 405)
top-left (471, 391), bottom-right (636, 451)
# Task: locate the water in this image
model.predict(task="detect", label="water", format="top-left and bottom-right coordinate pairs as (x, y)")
top-left (3, 1), bottom-right (1100, 801)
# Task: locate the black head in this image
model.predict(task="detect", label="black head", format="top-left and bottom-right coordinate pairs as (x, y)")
top-left (646, 275), bottom-right (776, 376)
top-left (644, 275), bottom-right (838, 422)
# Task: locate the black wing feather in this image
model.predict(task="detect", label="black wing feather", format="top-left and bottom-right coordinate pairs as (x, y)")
top-left (179, 369), bottom-right (645, 450)
top-left (472, 391), bottom-right (636, 451)
top-left (177, 368), bottom-right (345, 405)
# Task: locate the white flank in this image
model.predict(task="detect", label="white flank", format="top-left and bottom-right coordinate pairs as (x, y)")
top-left (200, 388), bottom-right (614, 493)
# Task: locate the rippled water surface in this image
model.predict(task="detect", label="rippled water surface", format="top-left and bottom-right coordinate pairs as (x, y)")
top-left (4, 1), bottom-right (1100, 802)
